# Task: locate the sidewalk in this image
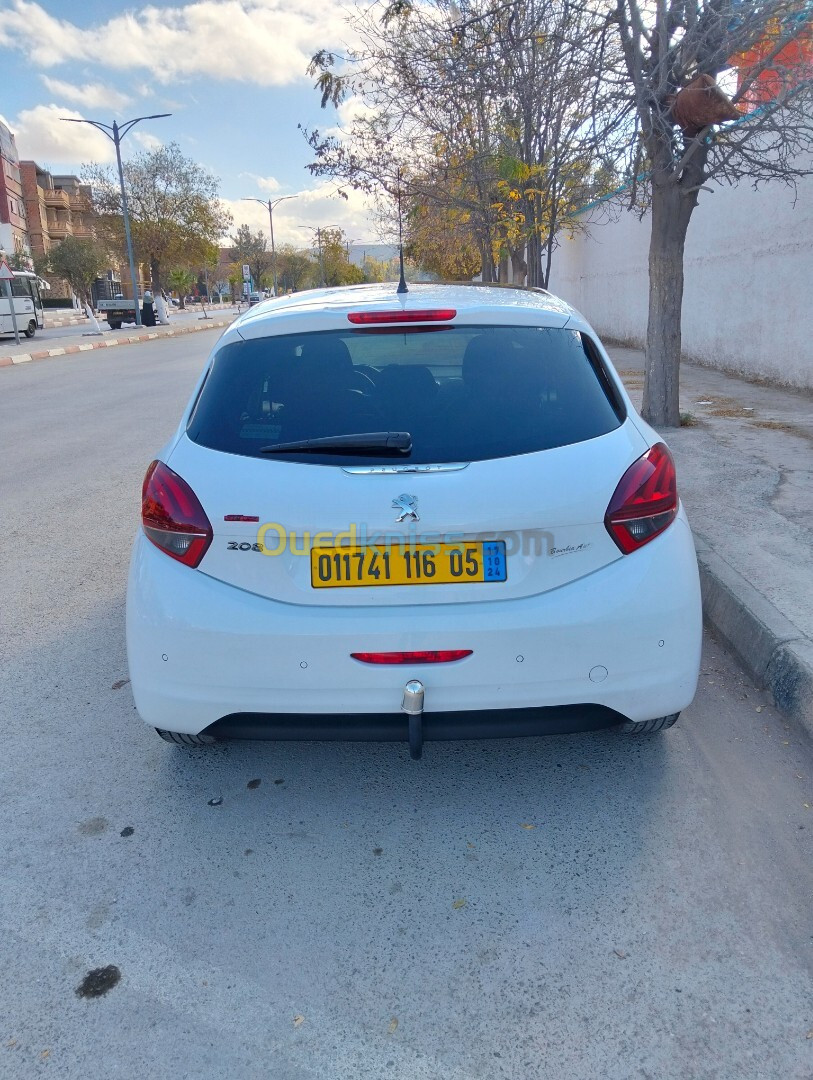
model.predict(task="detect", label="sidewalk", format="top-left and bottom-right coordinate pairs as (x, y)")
top-left (608, 345), bottom-right (813, 736)
top-left (0, 307), bottom-right (240, 367)
top-left (44, 310), bottom-right (88, 328)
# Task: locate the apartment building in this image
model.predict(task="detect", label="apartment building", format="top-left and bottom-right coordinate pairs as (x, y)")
top-left (0, 119), bottom-right (32, 264)
top-left (19, 162), bottom-right (94, 259)
top-left (18, 162), bottom-right (125, 303)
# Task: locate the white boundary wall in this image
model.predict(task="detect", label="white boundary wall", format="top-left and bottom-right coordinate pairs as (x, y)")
top-left (553, 171), bottom-right (813, 389)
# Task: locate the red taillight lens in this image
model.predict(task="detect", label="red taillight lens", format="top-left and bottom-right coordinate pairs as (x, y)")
top-left (347, 309), bottom-right (456, 324)
top-left (350, 650), bottom-right (473, 665)
top-left (605, 443), bottom-right (678, 554)
top-left (141, 460), bottom-right (213, 568)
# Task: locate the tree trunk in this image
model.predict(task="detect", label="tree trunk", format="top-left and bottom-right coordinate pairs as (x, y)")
top-left (642, 179), bottom-right (696, 428)
top-left (511, 251), bottom-right (527, 285)
top-left (150, 255), bottom-right (161, 294)
top-left (526, 211), bottom-right (543, 287)
top-left (479, 239), bottom-right (495, 283)
top-left (542, 240), bottom-right (554, 290)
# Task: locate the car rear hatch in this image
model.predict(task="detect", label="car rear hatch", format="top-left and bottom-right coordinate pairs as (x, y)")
top-left (159, 317), bottom-right (653, 606)
top-left (167, 417), bottom-right (648, 606)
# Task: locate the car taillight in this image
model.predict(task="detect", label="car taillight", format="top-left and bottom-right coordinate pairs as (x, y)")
top-left (605, 443), bottom-right (677, 554)
top-left (141, 460), bottom-right (213, 568)
top-left (351, 650), bottom-right (473, 664)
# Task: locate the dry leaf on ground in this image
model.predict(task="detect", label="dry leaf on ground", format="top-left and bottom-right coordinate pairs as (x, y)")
top-left (293, 1015), bottom-right (304, 1028)
top-left (452, 898), bottom-right (466, 909)
top-left (388, 1018), bottom-right (399, 1034)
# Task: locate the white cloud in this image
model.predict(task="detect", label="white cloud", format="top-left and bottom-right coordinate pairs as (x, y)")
top-left (323, 95), bottom-right (379, 141)
top-left (239, 172), bottom-right (282, 194)
top-left (0, 0), bottom-right (356, 87)
top-left (221, 182), bottom-right (379, 247)
top-left (9, 104), bottom-right (116, 167)
top-left (133, 131), bottom-right (163, 151)
top-left (40, 76), bottom-right (132, 112)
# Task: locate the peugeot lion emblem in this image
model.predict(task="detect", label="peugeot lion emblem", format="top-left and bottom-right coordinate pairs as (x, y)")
top-left (392, 494), bottom-right (419, 523)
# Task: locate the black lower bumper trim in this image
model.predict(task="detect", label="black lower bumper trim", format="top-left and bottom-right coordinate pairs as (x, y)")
top-left (203, 704), bottom-right (625, 742)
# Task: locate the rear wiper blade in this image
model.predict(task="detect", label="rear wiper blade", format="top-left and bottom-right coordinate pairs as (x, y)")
top-left (261, 431), bottom-right (412, 455)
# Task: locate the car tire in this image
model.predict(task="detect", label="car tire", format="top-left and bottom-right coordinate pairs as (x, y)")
top-left (24, 320), bottom-right (36, 338)
top-left (155, 728), bottom-right (216, 746)
top-left (108, 320), bottom-right (122, 330)
top-left (620, 713), bottom-right (680, 734)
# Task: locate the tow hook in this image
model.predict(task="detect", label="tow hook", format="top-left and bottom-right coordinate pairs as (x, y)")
top-left (401, 679), bottom-right (425, 760)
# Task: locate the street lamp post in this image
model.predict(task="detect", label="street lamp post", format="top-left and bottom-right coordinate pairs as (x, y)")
top-left (62, 113), bottom-right (170, 327)
top-left (242, 195), bottom-right (297, 296)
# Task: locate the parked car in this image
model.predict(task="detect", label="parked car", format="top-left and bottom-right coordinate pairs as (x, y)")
top-left (248, 291), bottom-right (263, 306)
top-left (127, 283), bottom-right (702, 757)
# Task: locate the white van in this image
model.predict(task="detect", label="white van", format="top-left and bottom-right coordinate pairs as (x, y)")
top-left (0, 271), bottom-right (45, 339)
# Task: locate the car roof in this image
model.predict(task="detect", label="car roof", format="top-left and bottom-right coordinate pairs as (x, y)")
top-left (227, 282), bottom-right (589, 343)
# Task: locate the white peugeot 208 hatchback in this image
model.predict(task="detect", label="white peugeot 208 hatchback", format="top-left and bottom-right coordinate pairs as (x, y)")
top-left (126, 283), bottom-right (702, 758)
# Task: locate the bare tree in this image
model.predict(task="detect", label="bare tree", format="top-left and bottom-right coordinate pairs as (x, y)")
top-left (609, 0), bottom-right (813, 425)
top-left (305, 0), bottom-right (622, 284)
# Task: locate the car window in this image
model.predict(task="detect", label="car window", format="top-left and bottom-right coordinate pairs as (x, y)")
top-left (187, 325), bottom-right (624, 465)
top-left (10, 277), bottom-right (33, 298)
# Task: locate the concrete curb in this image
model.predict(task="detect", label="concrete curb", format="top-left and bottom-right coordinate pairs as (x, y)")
top-left (694, 534), bottom-right (813, 739)
top-left (0, 317), bottom-right (234, 368)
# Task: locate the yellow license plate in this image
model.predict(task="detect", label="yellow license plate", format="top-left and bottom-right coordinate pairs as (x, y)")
top-left (310, 542), bottom-right (507, 588)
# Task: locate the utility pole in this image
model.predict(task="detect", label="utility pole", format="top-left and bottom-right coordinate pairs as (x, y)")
top-left (61, 113), bottom-right (171, 327)
top-left (297, 225), bottom-right (340, 287)
top-left (346, 238), bottom-right (362, 266)
top-left (242, 195), bottom-right (297, 296)
top-left (317, 228), bottom-right (325, 287)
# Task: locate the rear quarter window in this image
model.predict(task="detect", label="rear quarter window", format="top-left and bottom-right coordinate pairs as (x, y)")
top-left (187, 324), bottom-right (625, 466)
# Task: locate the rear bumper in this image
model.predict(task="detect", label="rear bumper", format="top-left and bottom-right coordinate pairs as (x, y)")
top-left (205, 704), bottom-right (624, 741)
top-left (126, 515), bottom-right (702, 736)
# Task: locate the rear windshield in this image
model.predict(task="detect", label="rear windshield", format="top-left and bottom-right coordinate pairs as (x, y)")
top-left (187, 325), bottom-right (624, 466)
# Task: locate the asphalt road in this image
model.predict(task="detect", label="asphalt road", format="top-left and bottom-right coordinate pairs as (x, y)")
top-left (1, 335), bottom-right (812, 1080)
top-left (0, 304), bottom-right (238, 350)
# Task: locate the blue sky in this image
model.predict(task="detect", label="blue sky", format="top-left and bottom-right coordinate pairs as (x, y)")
top-left (0, 0), bottom-right (380, 245)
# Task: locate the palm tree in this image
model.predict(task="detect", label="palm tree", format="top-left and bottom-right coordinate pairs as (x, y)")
top-left (168, 267), bottom-right (195, 308)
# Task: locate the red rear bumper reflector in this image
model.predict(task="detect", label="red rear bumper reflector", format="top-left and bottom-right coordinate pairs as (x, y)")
top-left (351, 650), bottom-right (472, 665)
top-left (347, 309), bottom-right (456, 324)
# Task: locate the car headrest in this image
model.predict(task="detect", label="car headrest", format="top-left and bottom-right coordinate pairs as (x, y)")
top-left (462, 335), bottom-right (543, 399)
top-left (375, 364), bottom-right (438, 402)
top-left (296, 337), bottom-right (353, 385)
